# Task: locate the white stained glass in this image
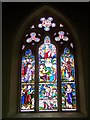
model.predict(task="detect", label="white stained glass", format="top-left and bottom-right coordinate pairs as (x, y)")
top-left (32, 43), bottom-right (35, 45)
top-left (54, 33), bottom-right (56, 36)
top-left (21, 110), bottom-right (34, 112)
top-left (44, 27), bottom-right (50, 31)
top-left (40, 17), bottom-right (46, 21)
top-left (30, 32), bottom-right (36, 37)
top-left (25, 34), bottom-right (28, 37)
top-left (62, 109), bottom-right (76, 111)
top-left (52, 23), bottom-right (56, 27)
top-left (70, 43), bottom-right (73, 48)
top-left (31, 25), bottom-right (35, 28)
top-left (22, 45), bottom-right (25, 50)
top-left (60, 24), bottom-right (64, 27)
top-left (36, 38), bottom-right (40, 42)
top-left (66, 32), bottom-right (69, 35)
top-left (26, 38), bottom-right (32, 43)
top-left (48, 17), bottom-right (53, 21)
top-left (55, 37), bottom-right (60, 41)
top-left (60, 42), bottom-right (63, 44)
top-left (38, 24), bottom-right (43, 28)
top-left (58, 31), bottom-right (64, 35)
top-left (38, 33), bottom-right (41, 36)
top-left (63, 36), bottom-right (69, 41)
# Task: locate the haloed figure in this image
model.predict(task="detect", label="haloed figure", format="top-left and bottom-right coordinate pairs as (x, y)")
top-left (66, 84), bottom-right (72, 109)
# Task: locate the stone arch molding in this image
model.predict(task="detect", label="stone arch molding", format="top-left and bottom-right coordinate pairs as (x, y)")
top-left (8, 4), bottom-right (87, 118)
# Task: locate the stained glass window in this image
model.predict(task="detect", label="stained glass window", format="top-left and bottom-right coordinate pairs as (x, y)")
top-left (20, 14), bottom-right (78, 112)
top-left (21, 49), bottom-right (35, 111)
top-left (60, 48), bottom-right (76, 111)
top-left (38, 36), bottom-right (58, 111)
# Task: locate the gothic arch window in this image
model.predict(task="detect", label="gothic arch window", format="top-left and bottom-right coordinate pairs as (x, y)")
top-left (20, 14), bottom-right (77, 112)
top-left (7, 4), bottom-right (87, 118)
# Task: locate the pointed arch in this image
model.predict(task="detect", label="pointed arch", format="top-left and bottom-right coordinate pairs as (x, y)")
top-left (6, 3), bottom-right (87, 118)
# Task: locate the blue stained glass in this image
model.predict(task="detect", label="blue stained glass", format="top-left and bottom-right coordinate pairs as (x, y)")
top-left (25, 49), bottom-right (32, 55)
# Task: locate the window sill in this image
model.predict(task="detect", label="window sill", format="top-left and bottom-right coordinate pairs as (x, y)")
top-left (7, 112), bottom-right (87, 118)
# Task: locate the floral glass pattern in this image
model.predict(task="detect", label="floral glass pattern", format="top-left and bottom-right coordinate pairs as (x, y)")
top-left (55, 31), bottom-right (69, 42)
top-left (21, 49), bottom-right (35, 111)
top-left (38, 36), bottom-right (58, 111)
top-left (26, 32), bottom-right (40, 43)
top-left (38, 17), bottom-right (56, 31)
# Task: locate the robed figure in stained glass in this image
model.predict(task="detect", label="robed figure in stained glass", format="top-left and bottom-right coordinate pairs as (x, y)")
top-left (61, 48), bottom-right (76, 111)
top-left (38, 36), bottom-right (58, 111)
top-left (66, 84), bottom-right (72, 108)
top-left (21, 49), bottom-right (35, 111)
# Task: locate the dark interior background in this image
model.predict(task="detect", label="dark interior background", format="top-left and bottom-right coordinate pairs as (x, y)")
top-left (2, 2), bottom-right (89, 119)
